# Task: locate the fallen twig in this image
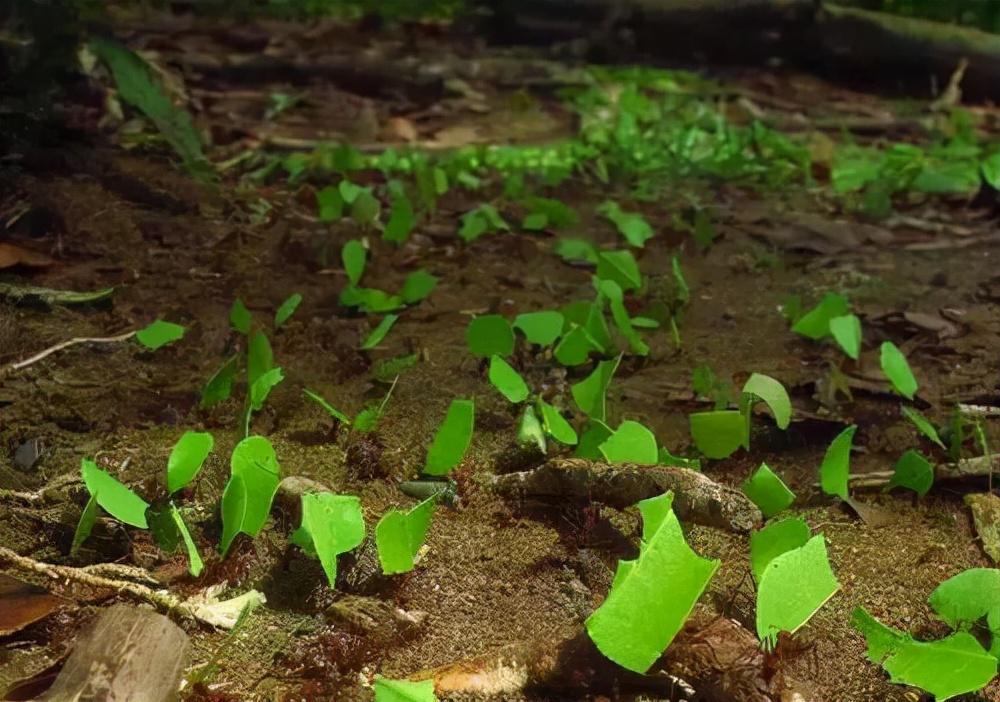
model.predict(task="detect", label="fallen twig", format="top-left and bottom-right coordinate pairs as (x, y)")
top-left (0, 330), bottom-right (136, 377)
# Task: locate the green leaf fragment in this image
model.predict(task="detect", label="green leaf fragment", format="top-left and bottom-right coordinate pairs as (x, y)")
top-left (585, 492), bottom-right (720, 673)
top-left (887, 450), bottom-right (934, 497)
top-left (247, 331), bottom-right (274, 389)
top-left (741, 373), bottom-right (791, 430)
top-left (689, 410), bottom-right (745, 459)
top-left (303, 389), bottom-right (352, 425)
top-left (201, 354), bottom-right (239, 409)
top-left (791, 293), bottom-right (849, 340)
top-left (400, 270), bottom-right (437, 305)
top-left (538, 400), bottom-right (578, 445)
top-left (81, 458), bottom-right (149, 529)
top-left (71, 492), bottom-right (100, 556)
top-left (361, 315), bottom-right (399, 350)
top-left (342, 239), bottom-right (368, 285)
top-left (757, 535), bottom-right (840, 648)
top-left (488, 355), bottom-right (529, 403)
top-left (230, 299), bottom-right (252, 334)
top-left (900, 406), bottom-right (946, 450)
top-left (596, 250), bottom-right (642, 291)
top-left (230, 436), bottom-right (280, 537)
top-left (819, 425), bottom-right (856, 500)
top-left (170, 504), bottom-right (204, 577)
top-left (513, 311), bottom-right (564, 346)
top-left (880, 341), bottom-right (918, 400)
top-left (575, 420), bottom-right (613, 460)
top-left (424, 399), bottom-right (475, 476)
top-left (219, 474), bottom-right (247, 555)
top-left (166, 431), bottom-right (214, 494)
top-left (466, 315), bottom-right (515, 358)
top-left (136, 319), bottom-right (186, 350)
top-left (829, 313), bottom-right (862, 360)
top-left (600, 420), bottom-right (658, 464)
top-left (749, 517), bottom-right (811, 585)
top-left (374, 676), bottom-right (437, 702)
top-left (518, 404), bottom-right (547, 454)
top-left (571, 356), bottom-right (621, 422)
top-left (297, 492), bottom-right (366, 587)
top-left (274, 293), bottom-right (302, 329)
top-left (742, 463), bottom-right (795, 518)
top-left (250, 366), bottom-right (284, 411)
top-left (376, 496), bottom-right (436, 575)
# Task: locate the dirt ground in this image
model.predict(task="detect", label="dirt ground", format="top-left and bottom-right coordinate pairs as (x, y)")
top-left (1, 13), bottom-right (999, 702)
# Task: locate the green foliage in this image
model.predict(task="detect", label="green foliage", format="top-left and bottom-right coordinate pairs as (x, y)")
top-left (466, 315), bottom-right (515, 357)
top-left (219, 474), bottom-right (247, 556)
top-left (691, 364), bottom-right (733, 410)
top-left (829, 314), bottom-right (862, 360)
top-left (424, 399), bottom-right (475, 476)
top-left (459, 204), bottom-right (509, 242)
top-left (400, 270), bottom-right (438, 304)
top-left (819, 425), bottom-right (857, 500)
top-left (166, 431), bottom-right (214, 495)
top-left (518, 404), bottom-right (546, 453)
top-left (201, 354), bottom-right (239, 409)
top-left (342, 239), bottom-right (368, 285)
top-left (880, 341), bottom-right (918, 400)
top-left (88, 37), bottom-right (214, 182)
top-left (741, 373), bottom-right (792, 431)
top-left (513, 311), bottom-right (564, 346)
top-left (135, 319), bottom-right (186, 350)
top-left (292, 492), bottom-right (366, 587)
top-left (791, 293), bottom-right (850, 340)
top-left (71, 493), bottom-right (99, 557)
top-left (80, 458), bottom-right (149, 529)
top-left (274, 293), bottom-right (302, 329)
top-left (596, 250), bottom-right (642, 291)
top-left (361, 314), bottom-right (399, 350)
top-left (229, 436), bottom-right (280, 538)
top-left (521, 197), bottom-right (578, 230)
top-left (373, 676), bottom-right (438, 702)
top-left (340, 269), bottom-right (437, 313)
top-left (303, 389), bottom-right (352, 425)
top-left (900, 406), bottom-right (945, 450)
top-left (598, 279), bottom-right (649, 356)
top-left (749, 517), bottom-right (810, 584)
top-left (538, 400), bottom-right (578, 446)
top-left (599, 420), bottom-right (658, 464)
top-left (742, 463), bottom-right (796, 518)
top-left (376, 496), bottom-right (436, 575)
top-left (585, 491), bottom-right (720, 672)
top-left (488, 356), bottom-right (529, 403)
top-left (230, 299), bottom-right (253, 334)
top-left (575, 420), bottom-right (614, 459)
top-left (170, 504), bottom-right (204, 577)
top-left (689, 410), bottom-right (744, 459)
top-left (597, 200), bottom-right (655, 248)
top-left (571, 356), bottom-right (621, 422)
top-left (384, 191), bottom-right (416, 243)
top-left (756, 535), bottom-right (840, 648)
top-left (553, 238), bottom-right (599, 265)
top-left (853, 569), bottom-right (1000, 702)
top-left (887, 449), bottom-right (934, 497)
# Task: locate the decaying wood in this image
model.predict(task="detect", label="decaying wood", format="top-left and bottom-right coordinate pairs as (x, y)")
top-left (847, 453), bottom-right (1000, 489)
top-left (37, 604), bottom-right (189, 702)
top-left (486, 457), bottom-right (762, 532)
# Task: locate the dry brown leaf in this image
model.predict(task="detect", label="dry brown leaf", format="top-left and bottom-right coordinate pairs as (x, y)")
top-left (0, 242), bottom-right (53, 269)
top-left (388, 116), bottom-right (419, 143)
top-left (0, 573), bottom-right (70, 636)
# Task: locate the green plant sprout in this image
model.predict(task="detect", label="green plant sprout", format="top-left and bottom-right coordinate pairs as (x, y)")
top-left (819, 425), bottom-right (857, 500)
top-left (375, 495), bottom-right (436, 575)
top-left (290, 492), bottom-right (366, 587)
top-left (887, 450), bottom-right (934, 497)
top-left (880, 341), bottom-right (918, 399)
top-left (220, 435), bottom-right (280, 555)
top-left (853, 568), bottom-right (1000, 699)
top-left (135, 319), bottom-right (186, 350)
top-left (689, 373), bottom-right (791, 459)
top-left (755, 529), bottom-right (840, 649)
top-left (585, 491), bottom-right (720, 672)
top-left (459, 203), bottom-right (509, 243)
top-left (742, 463), bottom-right (796, 518)
top-left (597, 200), bottom-right (655, 248)
top-left (373, 676), bottom-right (437, 702)
top-left (423, 399), bottom-right (475, 476)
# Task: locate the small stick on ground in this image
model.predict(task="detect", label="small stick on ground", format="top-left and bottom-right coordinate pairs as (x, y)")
top-left (0, 330), bottom-right (136, 377)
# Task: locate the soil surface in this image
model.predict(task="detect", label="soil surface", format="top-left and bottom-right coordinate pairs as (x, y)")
top-left (1, 12), bottom-right (999, 702)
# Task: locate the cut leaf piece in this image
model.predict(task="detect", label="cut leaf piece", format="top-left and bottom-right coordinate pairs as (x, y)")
top-left (376, 496), bottom-right (436, 575)
top-left (600, 420), bottom-right (658, 464)
top-left (829, 314), bottom-right (862, 360)
top-left (749, 517), bottom-right (811, 585)
top-left (466, 315), bottom-right (515, 358)
top-left (852, 607), bottom-right (997, 700)
top-left (170, 504), bottom-right (204, 577)
top-left (553, 325), bottom-right (598, 366)
top-left (274, 293), bottom-right (302, 329)
top-left (166, 431), bottom-right (214, 494)
top-left (518, 404), bottom-right (546, 454)
top-left (229, 299), bottom-right (252, 334)
top-left (513, 311), bottom-right (564, 346)
top-left (880, 341), bottom-right (918, 400)
top-left (928, 568), bottom-right (1000, 649)
top-left (374, 676), bottom-right (437, 702)
top-left (742, 463), bottom-right (795, 518)
top-left (575, 420), bottom-right (613, 460)
top-left (219, 474), bottom-right (247, 556)
top-left (230, 436), bottom-right (280, 537)
top-left (756, 535), bottom-right (840, 648)
top-left (900, 406), bottom-right (945, 450)
top-left (250, 367), bottom-right (284, 411)
top-left (791, 293), bottom-right (849, 340)
top-left (689, 410), bottom-right (745, 459)
top-left (596, 250), bottom-right (642, 291)
top-left (296, 492), bottom-right (366, 587)
top-left (585, 492), bottom-right (720, 672)
top-left (80, 459), bottom-right (149, 529)
top-left (71, 493), bottom-right (100, 556)
top-left (400, 270), bottom-right (437, 304)
top-left (342, 239), bottom-right (368, 285)
top-left (571, 356), bottom-right (621, 422)
top-left (135, 319), bottom-right (186, 350)
top-left (741, 373), bottom-right (791, 429)
top-left (488, 356), bottom-right (529, 404)
top-left (887, 450), bottom-right (934, 497)
top-left (424, 399), bottom-right (475, 476)
top-left (819, 425), bottom-right (856, 501)
top-left (538, 400), bottom-right (578, 446)
top-left (361, 315), bottom-right (398, 350)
